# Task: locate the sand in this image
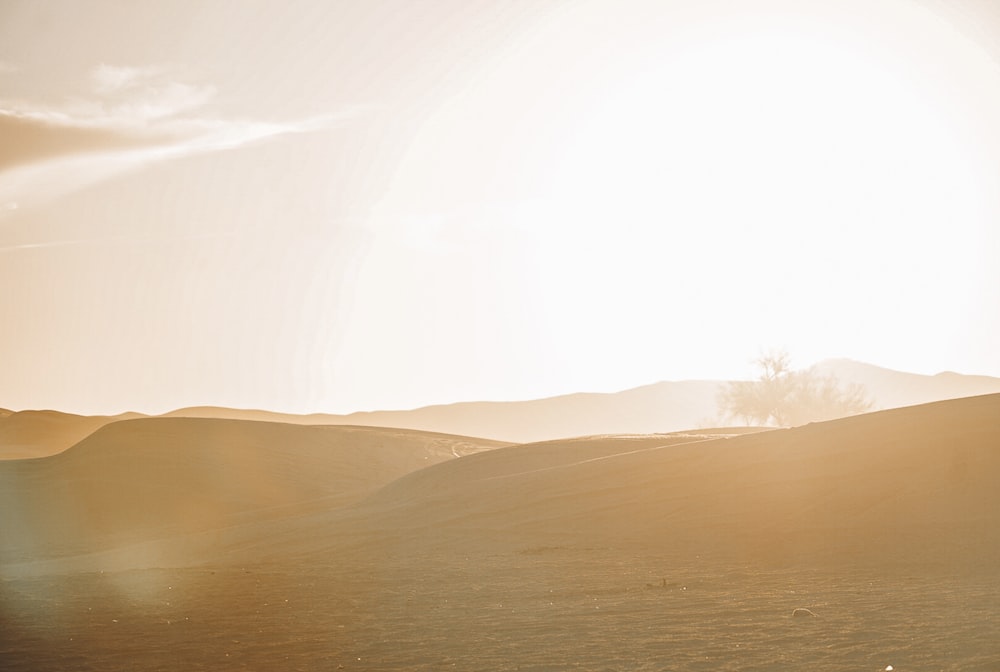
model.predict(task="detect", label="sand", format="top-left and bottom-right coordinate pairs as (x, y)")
top-left (0, 417), bottom-right (507, 566)
top-left (1, 394), bottom-right (998, 670)
top-left (0, 410), bottom-right (140, 460)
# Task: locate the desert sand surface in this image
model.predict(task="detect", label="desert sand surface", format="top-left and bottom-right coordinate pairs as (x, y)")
top-left (0, 417), bottom-right (506, 567)
top-left (0, 410), bottom-right (142, 460)
top-left (1, 396), bottom-right (998, 670)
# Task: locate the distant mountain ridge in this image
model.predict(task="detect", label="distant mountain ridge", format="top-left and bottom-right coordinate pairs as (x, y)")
top-left (157, 360), bottom-right (1000, 443)
top-left (812, 358), bottom-right (1000, 410)
top-left (3, 360), bottom-right (999, 451)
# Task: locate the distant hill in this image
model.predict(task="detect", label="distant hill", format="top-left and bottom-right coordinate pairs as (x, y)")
top-left (814, 359), bottom-right (1000, 410)
top-left (160, 406), bottom-right (339, 424)
top-left (5, 361), bottom-right (999, 450)
top-left (162, 361), bottom-right (1000, 442)
top-left (160, 382), bottom-right (721, 442)
top-left (335, 380), bottom-right (722, 442)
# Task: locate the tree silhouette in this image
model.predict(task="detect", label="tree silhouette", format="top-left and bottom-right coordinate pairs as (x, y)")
top-left (718, 350), bottom-right (873, 426)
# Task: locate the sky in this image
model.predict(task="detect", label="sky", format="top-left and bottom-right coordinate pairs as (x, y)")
top-left (1, 0), bottom-right (999, 415)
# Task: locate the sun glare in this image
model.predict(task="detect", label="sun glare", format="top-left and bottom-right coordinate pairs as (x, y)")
top-left (353, 2), bottom-right (998, 396)
top-left (551, 25), bottom-right (981, 251)
top-left (516, 14), bottom-right (991, 381)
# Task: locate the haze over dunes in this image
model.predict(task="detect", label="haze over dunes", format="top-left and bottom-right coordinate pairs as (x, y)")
top-left (157, 360), bottom-right (1000, 442)
top-left (2, 396), bottom-right (998, 669)
top-left (343, 395), bottom-right (1000, 567)
top-left (2, 1), bottom-right (1000, 416)
top-left (4, 0), bottom-right (1000, 669)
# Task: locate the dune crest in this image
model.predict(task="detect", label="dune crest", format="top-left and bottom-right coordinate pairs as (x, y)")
top-left (321, 393), bottom-right (1000, 569)
top-left (0, 410), bottom-right (140, 460)
top-left (0, 417), bottom-right (506, 567)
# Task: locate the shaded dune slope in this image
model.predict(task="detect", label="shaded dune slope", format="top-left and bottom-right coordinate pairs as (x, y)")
top-left (0, 417), bottom-right (507, 565)
top-left (0, 410), bottom-right (140, 460)
top-left (316, 394), bottom-right (1000, 569)
top-left (4, 396), bottom-right (997, 576)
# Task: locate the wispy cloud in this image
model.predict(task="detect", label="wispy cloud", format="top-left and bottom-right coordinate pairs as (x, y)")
top-left (90, 64), bottom-right (164, 94)
top-left (81, 64), bottom-right (217, 122)
top-left (0, 64), bottom-right (361, 215)
top-left (0, 230), bottom-right (238, 254)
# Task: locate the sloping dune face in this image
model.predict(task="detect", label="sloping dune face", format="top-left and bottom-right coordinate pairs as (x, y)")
top-left (0, 410), bottom-right (132, 460)
top-left (0, 399), bottom-right (997, 671)
top-left (0, 418), bottom-right (506, 565)
top-left (345, 394), bottom-right (1000, 569)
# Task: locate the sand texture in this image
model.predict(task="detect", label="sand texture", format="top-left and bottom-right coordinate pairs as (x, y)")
top-left (0, 410), bottom-right (142, 460)
top-left (1, 395), bottom-right (999, 670)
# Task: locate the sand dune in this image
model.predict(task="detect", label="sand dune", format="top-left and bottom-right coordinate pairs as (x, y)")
top-left (0, 417), bottom-right (506, 566)
top-left (215, 393), bottom-right (998, 574)
top-left (7, 396), bottom-right (997, 572)
top-left (92, 394), bottom-right (995, 576)
top-left (0, 410), bottom-right (141, 460)
top-left (6, 361), bottom-right (989, 464)
top-left (2, 397), bottom-right (998, 670)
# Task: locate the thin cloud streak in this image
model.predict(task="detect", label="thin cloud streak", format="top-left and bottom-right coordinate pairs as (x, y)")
top-left (0, 111), bottom-right (354, 218)
top-left (0, 63), bottom-right (366, 214)
top-left (0, 230), bottom-right (238, 253)
top-left (90, 64), bottom-right (166, 95)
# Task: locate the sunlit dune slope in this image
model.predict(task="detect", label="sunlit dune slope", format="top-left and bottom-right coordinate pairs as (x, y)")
top-left (0, 410), bottom-right (141, 460)
top-left (0, 417), bottom-right (506, 565)
top-left (322, 394), bottom-right (1000, 568)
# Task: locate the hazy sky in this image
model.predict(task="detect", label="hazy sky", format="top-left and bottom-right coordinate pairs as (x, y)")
top-left (2, 0), bottom-right (999, 414)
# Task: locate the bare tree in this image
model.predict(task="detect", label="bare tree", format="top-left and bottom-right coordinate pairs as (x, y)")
top-left (718, 350), bottom-right (873, 427)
